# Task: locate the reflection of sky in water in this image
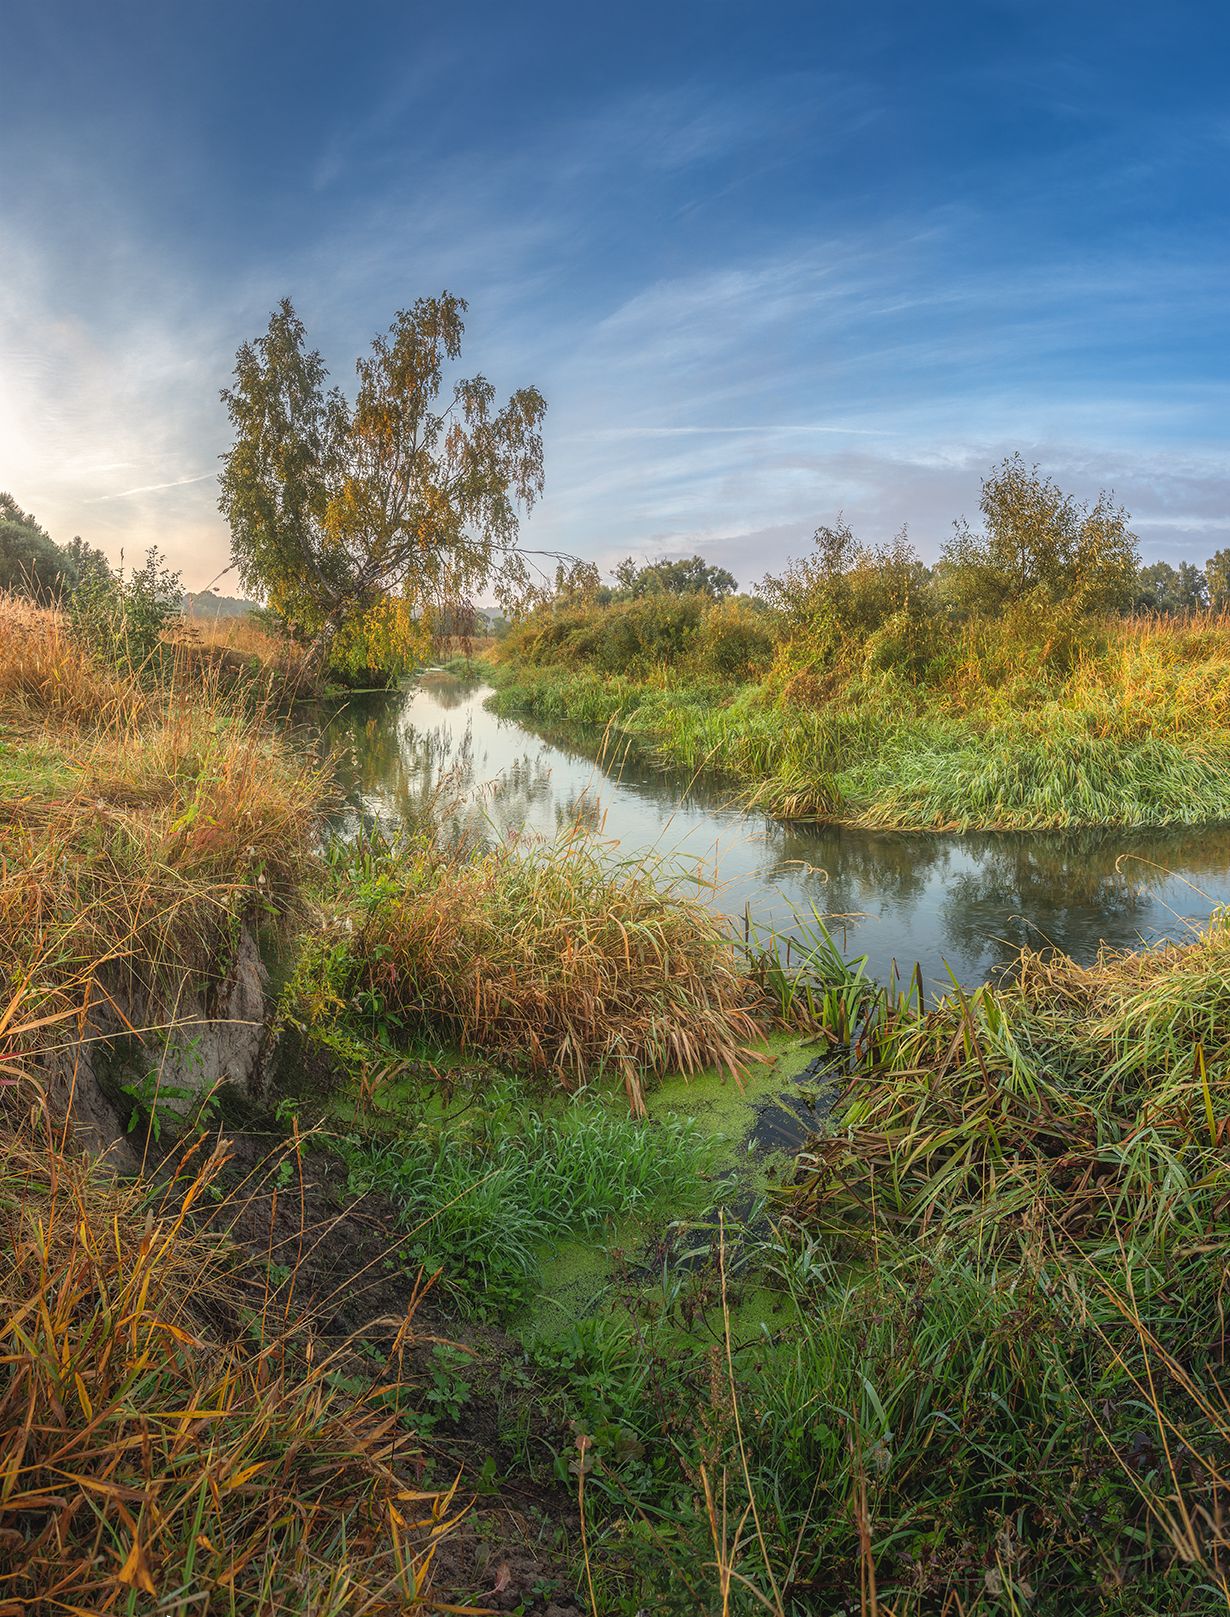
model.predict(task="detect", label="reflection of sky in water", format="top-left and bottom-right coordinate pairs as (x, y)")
top-left (323, 676), bottom-right (1230, 992)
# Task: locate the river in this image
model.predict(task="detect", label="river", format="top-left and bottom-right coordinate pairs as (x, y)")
top-left (323, 672), bottom-right (1230, 993)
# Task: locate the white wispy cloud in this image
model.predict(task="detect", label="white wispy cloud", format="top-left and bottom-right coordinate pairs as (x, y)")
top-left (1, 63), bottom-right (1225, 592)
top-left (574, 424), bottom-right (886, 439)
top-left (85, 471), bottom-right (215, 503)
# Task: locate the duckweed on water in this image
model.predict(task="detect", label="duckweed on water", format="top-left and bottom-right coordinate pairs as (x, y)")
top-left (337, 1079), bottom-right (727, 1318)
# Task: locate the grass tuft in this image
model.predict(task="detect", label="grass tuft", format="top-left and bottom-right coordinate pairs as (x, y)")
top-left (287, 829), bottom-right (774, 1113)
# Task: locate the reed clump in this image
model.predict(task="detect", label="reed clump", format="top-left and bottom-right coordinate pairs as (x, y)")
top-left (286, 831), bottom-right (771, 1112)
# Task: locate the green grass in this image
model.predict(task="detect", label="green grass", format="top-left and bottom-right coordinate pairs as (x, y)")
top-left (540, 1233), bottom-right (1226, 1617)
top-left (0, 731), bottom-right (76, 798)
top-left (337, 1075), bottom-right (724, 1318)
top-left (348, 910), bottom-right (1230, 1615)
top-left (488, 610), bottom-right (1230, 831)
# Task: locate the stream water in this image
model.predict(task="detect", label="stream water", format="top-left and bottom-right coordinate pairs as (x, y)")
top-left (324, 672), bottom-right (1230, 995)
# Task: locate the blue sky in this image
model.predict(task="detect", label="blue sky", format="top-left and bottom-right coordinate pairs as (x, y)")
top-left (2, 0), bottom-right (1226, 590)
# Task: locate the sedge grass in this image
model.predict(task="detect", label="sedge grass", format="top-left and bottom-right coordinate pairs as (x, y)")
top-left (288, 828), bottom-right (773, 1113)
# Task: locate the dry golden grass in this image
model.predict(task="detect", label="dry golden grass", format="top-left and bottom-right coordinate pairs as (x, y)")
top-left (0, 601), bottom-right (462, 1611)
top-left (300, 829), bottom-right (770, 1113)
top-left (177, 609), bottom-right (299, 663)
top-left (0, 1092), bottom-right (462, 1614)
top-left (0, 592), bottom-right (324, 1065)
top-left (0, 593), bottom-right (143, 732)
top-left (171, 611), bottom-right (315, 702)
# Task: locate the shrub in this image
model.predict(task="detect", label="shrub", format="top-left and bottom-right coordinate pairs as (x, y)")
top-left (940, 453), bottom-right (1139, 618)
top-left (69, 545), bottom-right (184, 671)
top-left (502, 593), bottom-right (706, 678)
top-left (688, 596), bottom-right (777, 681)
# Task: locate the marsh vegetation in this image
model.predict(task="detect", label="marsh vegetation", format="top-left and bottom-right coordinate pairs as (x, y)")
top-left (5, 369), bottom-right (1230, 1614)
top-left (490, 459), bottom-right (1230, 832)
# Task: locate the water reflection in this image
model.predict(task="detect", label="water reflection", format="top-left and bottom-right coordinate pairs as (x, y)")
top-left (321, 676), bottom-right (1230, 991)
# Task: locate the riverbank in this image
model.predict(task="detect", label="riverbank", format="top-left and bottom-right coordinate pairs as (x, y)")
top-left (0, 598), bottom-right (477, 1609)
top-left (279, 903), bottom-right (1230, 1614)
top-left (487, 609), bottom-right (1230, 831)
top-left (7, 594), bottom-right (1230, 1613)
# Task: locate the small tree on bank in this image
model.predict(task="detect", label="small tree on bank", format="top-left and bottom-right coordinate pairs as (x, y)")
top-left (218, 295), bottom-right (546, 665)
top-left (941, 454), bottom-right (1139, 618)
top-left (1206, 549), bottom-right (1230, 613)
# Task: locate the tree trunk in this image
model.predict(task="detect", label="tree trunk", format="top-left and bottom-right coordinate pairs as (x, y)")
top-left (299, 620), bottom-right (337, 691)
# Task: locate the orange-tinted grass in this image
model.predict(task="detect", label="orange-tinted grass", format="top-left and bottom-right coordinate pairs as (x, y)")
top-left (0, 1090), bottom-right (466, 1613)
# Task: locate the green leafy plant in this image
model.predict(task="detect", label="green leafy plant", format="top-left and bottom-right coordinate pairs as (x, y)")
top-left (69, 544), bottom-right (184, 671)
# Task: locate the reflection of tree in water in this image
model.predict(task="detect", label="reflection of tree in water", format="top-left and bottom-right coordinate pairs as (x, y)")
top-left (748, 816), bottom-right (1230, 984)
top-left (556, 788), bottom-right (604, 835)
top-left (480, 753), bottom-right (557, 838)
top-left (324, 693), bottom-right (479, 834)
top-left (940, 826), bottom-right (1230, 974)
top-left (763, 825), bottom-right (951, 915)
top-left (413, 671), bottom-right (477, 711)
top-left (325, 688), bottom-right (585, 845)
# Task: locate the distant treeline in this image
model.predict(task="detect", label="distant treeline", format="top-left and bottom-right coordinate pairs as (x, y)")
top-left (0, 492), bottom-right (113, 599)
top-left (543, 456), bottom-right (1228, 622)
